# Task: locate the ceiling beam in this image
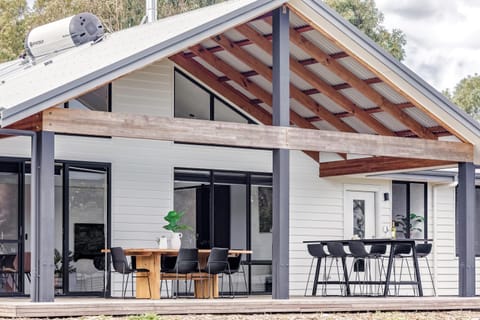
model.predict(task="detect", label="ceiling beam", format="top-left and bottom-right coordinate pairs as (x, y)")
top-left (170, 53), bottom-right (319, 161)
top-left (235, 24), bottom-right (396, 136)
top-left (42, 108), bottom-right (473, 163)
top-left (211, 33), bottom-right (357, 133)
top-left (320, 156), bottom-right (454, 177)
top-left (284, 19), bottom-right (437, 139)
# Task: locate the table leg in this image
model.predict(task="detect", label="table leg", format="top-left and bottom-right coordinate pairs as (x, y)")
top-left (312, 257), bottom-right (322, 296)
top-left (341, 257), bottom-right (350, 296)
top-left (136, 254), bottom-right (161, 299)
top-left (383, 243), bottom-right (395, 297)
top-left (194, 275), bottom-right (219, 298)
top-left (411, 243), bottom-right (423, 296)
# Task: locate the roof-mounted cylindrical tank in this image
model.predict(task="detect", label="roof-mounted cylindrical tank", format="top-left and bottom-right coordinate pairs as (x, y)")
top-left (25, 12), bottom-right (104, 58)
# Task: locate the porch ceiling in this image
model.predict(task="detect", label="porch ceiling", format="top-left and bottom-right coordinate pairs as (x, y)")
top-left (169, 9), bottom-right (455, 148)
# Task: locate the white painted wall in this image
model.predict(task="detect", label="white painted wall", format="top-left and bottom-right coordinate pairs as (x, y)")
top-left (0, 58), bottom-right (469, 297)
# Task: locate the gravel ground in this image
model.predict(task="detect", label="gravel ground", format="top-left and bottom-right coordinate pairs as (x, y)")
top-left (5, 312), bottom-right (480, 320)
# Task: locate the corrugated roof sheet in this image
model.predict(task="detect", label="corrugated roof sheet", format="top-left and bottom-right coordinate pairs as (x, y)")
top-left (0, 0), bottom-right (286, 126)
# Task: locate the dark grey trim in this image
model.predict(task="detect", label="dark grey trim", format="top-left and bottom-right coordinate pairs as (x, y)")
top-left (302, 0), bottom-right (480, 137)
top-left (2, 0), bottom-right (287, 126)
top-left (272, 6), bottom-right (290, 300)
top-left (457, 162), bottom-right (476, 297)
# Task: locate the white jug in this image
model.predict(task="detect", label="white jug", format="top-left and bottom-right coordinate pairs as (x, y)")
top-left (158, 236), bottom-right (168, 249)
top-left (169, 232), bottom-right (182, 249)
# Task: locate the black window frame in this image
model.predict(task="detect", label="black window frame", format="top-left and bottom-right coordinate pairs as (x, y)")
top-left (392, 181), bottom-right (428, 239)
top-left (174, 68), bottom-right (255, 124)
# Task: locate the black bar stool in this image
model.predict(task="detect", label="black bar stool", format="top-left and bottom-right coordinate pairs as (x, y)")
top-left (326, 242), bottom-right (350, 296)
top-left (304, 243), bottom-right (328, 296)
top-left (369, 244), bottom-right (387, 295)
top-left (348, 241), bottom-right (372, 295)
top-left (391, 243), bottom-right (416, 296)
top-left (415, 243), bottom-right (436, 296)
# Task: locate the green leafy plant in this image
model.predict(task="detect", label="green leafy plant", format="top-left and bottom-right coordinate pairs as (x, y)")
top-left (163, 210), bottom-right (192, 233)
top-left (54, 248), bottom-right (76, 275)
top-left (394, 213), bottom-right (424, 237)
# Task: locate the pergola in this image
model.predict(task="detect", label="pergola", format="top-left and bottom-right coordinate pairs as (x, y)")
top-left (1, 0), bottom-right (478, 302)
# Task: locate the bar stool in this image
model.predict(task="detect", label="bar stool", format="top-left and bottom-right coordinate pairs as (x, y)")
top-left (415, 243), bottom-right (436, 296)
top-left (304, 243), bottom-right (328, 296)
top-left (348, 241), bottom-right (372, 295)
top-left (391, 243), bottom-right (415, 296)
top-left (369, 244), bottom-right (387, 295)
top-left (326, 242), bottom-right (349, 296)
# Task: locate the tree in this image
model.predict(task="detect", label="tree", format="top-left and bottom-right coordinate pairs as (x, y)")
top-left (0, 0), bottom-right (29, 62)
top-left (443, 74), bottom-right (480, 121)
top-left (324, 0), bottom-right (406, 61)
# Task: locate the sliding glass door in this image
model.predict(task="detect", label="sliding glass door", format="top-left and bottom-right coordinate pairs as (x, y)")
top-left (174, 168), bottom-right (272, 295)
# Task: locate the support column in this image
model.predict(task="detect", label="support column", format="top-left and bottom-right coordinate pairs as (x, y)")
top-left (30, 131), bottom-right (55, 302)
top-left (272, 5), bottom-right (290, 300)
top-left (457, 162), bottom-right (476, 297)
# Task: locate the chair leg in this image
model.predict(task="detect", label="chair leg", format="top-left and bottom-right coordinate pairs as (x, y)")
top-left (304, 257), bottom-right (315, 296)
top-left (241, 264), bottom-right (248, 294)
top-left (424, 257), bottom-right (436, 296)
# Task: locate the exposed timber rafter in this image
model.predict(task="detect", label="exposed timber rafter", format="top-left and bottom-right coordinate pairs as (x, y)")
top-left (40, 108), bottom-right (473, 163)
top-left (283, 20), bottom-right (437, 140)
top-left (234, 24), bottom-right (396, 137)
top-left (320, 156), bottom-right (455, 177)
top-left (210, 33), bottom-right (356, 133)
top-left (169, 53), bottom-right (319, 161)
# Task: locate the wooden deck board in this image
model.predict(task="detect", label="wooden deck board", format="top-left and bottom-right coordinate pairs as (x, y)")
top-left (1, 296), bottom-right (480, 317)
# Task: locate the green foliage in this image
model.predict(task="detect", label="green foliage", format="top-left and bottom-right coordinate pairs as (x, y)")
top-left (163, 210), bottom-right (192, 232)
top-left (443, 74), bottom-right (480, 121)
top-left (324, 0), bottom-right (406, 61)
top-left (127, 314), bottom-right (162, 320)
top-left (54, 248), bottom-right (76, 275)
top-left (394, 213), bottom-right (424, 236)
top-left (0, 0), bottom-right (29, 62)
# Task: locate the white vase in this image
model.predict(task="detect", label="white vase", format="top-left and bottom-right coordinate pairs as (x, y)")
top-left (169, 232), bottom-right (182, 249)
top-left (158, 236), bottom-right (168, 249)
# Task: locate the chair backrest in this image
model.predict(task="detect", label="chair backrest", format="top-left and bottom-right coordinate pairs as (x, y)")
top-left (415, 243), bottom-right (432, 257)
top-left (369, 244), bottom-right (387, 256)
top-left (13, 252), bottom-right (31, 272)
top-left (110, 247), bottom-right (131, 274)
top-left (227, 254), bottom-right (242, 273)
top-left (307, 244), bottom-right (327, 258)
top-left (393, 243), bottom-right (412, 256)
top-left (326, 242), bottom-right (347, 258)
top-left (175, 248), bottom-right (198, 274)
top-left (348, 241), bottom-right (369, 258)
top-left (75, 258), bottom-right (98, 275)
top-left (207, 247), bottom-right (229, 274)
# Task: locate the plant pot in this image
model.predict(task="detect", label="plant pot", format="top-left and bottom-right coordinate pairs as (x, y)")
top-left (158, 236), bottom-right (168, 249)
top-left (169, 232), bottom-right (182, 250)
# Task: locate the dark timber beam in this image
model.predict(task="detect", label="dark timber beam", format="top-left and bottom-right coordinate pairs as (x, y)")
top-left (272, 6), bottom-right (290, 300)
top-left (457, 162), bottom-right (476, 297)
top-left (319, 157), bottom-right (454, 177)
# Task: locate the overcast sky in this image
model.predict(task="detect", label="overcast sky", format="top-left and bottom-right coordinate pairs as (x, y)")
top-left (375, 0), bottom-right (480, 91)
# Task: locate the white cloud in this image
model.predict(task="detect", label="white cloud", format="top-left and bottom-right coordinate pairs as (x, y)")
top-left (375, 0), bottom-right (480, 91)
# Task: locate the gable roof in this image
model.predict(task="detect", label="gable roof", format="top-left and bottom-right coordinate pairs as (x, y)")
top-left (1, 0), bottom-right (479, 162)
top-left (0, 0), bottom-right (286, 126)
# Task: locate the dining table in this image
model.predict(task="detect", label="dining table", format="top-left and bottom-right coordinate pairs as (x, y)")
top-left (108, 248), bottom-right (252, 299)
top-left (303, 238), bottom-right (432, 297)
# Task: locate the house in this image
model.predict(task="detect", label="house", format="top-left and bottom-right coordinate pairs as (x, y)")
top-left (0, 0), bottom-right (478, 302)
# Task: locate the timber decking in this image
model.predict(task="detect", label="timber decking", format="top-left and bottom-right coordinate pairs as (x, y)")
top-left (0, 296), bottom-right (480, 317)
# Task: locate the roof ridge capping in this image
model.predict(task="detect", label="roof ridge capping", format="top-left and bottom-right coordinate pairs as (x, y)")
top-left (0, 0), bottom-right (287, 127)
top-left (292, 0), bottom-right (480, 140)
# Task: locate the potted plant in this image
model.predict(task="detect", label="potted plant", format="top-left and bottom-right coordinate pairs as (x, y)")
top-left (394, 213), bottom-right (424, 238)
top-left (163, 210), bottom-right (192, 249)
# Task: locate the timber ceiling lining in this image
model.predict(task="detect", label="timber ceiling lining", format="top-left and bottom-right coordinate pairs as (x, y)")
top-left (171, 9), bottom-right (456, 146)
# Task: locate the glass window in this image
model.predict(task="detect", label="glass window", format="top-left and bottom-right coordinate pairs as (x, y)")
top-left (67, 84), bottom-right (111, 112)
top-left (174, 69), bottom-right (252, 124)
top-left (392, 181), bottom-right (427, 239)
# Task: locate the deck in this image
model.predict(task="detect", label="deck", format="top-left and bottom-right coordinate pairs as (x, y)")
top-left (1, 296), bottom-right (480, 317)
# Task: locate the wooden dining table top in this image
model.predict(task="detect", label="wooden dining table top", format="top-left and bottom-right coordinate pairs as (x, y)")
top-left (102, 248), bottom-right (252, 256)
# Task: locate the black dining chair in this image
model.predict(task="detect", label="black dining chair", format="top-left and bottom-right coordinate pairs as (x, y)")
top-left (415, 243), bottom-right (436, 296)
top-left (161, 248), bottom-right (199, 298)
top-left (304, 243), bottom-right (329, 296)
top-left (326, 242), bottom-right (349, 296)
top-left (222, 254), bottom-right (248, 296)
top-left (201, 247), bottom-right (231, 298)
top-left (110, 247), bottom-right (151, 298)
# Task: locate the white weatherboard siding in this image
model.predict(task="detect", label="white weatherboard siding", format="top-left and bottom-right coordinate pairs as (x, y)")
top-left (0, 58), bottom-right (468, 296)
